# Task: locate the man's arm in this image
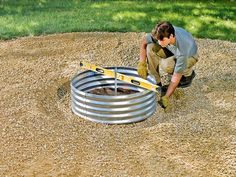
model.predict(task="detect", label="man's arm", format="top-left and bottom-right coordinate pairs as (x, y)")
top-left (158, 73), bottom-right (182, 109)
top-left (165, 53), bottom-right (186, 97)
top-left (139, 36), bottom-right (147, 62)
top-left (166, 72), bottom-right (182, 97)
top-left (137, 36), bottom-right (149, 79)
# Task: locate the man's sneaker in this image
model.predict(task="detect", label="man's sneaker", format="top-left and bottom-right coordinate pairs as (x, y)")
top-left (156, 82), bottom-right (168, 97)
top-left (178, 70), bottom-right (196, 88)
top-left (159, 85), bottom-right (168, 96)
top-left (157, 82), bottom-right (162, 87)
top-left (156, 82), bottom-right (163, 95)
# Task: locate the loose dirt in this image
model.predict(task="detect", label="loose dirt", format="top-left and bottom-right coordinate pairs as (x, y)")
top-left (88, 88), bottom-right (139, 95)
top-left (0, 32), bottom-right (235, 176)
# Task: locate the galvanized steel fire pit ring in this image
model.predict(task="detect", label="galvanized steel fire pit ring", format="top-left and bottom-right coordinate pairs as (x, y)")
top-left (71, 67), bottom-right (157, 124)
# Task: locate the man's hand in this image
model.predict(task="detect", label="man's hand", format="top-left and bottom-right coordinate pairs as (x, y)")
top-left (166, 72), bottom-right (182, 97)
top-left (137, 61), bottom-right (148, 79)
top-left (158, 95), bottom-right (169, 109)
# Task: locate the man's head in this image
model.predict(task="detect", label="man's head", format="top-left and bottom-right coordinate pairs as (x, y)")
top-left (152, 21), bottom-right (175, 47)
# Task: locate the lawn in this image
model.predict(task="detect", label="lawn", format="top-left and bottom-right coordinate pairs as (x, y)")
top-left (0, 0), bottom-right (235, 41)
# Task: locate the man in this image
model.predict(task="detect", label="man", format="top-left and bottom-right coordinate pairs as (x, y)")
top-left (137, 21), bottom-right (198, 109)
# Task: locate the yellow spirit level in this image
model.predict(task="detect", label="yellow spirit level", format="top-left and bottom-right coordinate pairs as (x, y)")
top-left (79, 61), bottom-right (160, 93)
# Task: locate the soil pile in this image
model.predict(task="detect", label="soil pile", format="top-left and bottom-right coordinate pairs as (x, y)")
top-left (0, 32), bottom-right (235, 176)
top-left (88, 87), bottom-right (139, 95)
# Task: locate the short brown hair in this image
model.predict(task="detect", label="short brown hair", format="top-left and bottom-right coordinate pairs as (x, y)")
top-left (152, 21), bottom-right (175, 40)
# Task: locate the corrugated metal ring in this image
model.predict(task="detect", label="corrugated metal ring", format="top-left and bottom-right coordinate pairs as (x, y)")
top-left (71, 67), bottom-right (157, 124)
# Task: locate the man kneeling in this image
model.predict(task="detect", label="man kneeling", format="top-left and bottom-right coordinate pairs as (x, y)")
top-left (137, 21), bottom-right (198, 109)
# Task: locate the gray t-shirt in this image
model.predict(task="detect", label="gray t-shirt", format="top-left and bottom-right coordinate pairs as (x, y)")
top-left (145, 26), bottom-right (198, 73)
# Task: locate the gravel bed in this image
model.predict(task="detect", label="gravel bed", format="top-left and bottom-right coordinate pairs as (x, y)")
top-left (0, 32), bottom-right (235, 176)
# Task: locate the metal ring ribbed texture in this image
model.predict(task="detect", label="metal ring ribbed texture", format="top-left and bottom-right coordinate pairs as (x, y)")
top-left (71, 67), bottom-right (157, 124)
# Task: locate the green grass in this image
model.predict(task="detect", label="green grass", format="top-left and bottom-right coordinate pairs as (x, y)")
top-left (0, 0), bottom-right (235, 41)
